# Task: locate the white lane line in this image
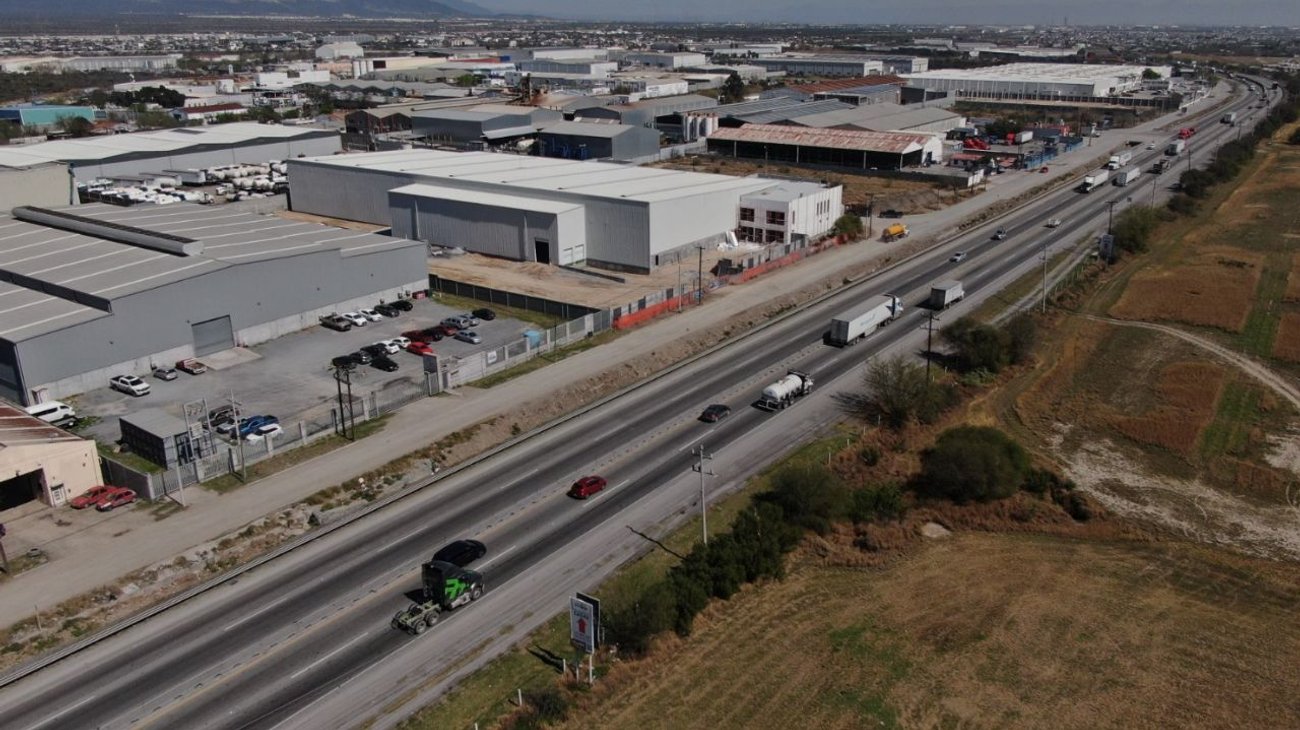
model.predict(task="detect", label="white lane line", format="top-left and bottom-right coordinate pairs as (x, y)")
top-left (288, 631), bottom-right (372, 680)
top-left (681, 429), bottom-right (715, 452)
top-left (223, 595), bottom-right (292, 632)
top-left (476, 544), bottom-right (517, 569)
top-left (378, 527), bottom-right (426, 552)
top-left (31, 693), bottom-right (98, 729)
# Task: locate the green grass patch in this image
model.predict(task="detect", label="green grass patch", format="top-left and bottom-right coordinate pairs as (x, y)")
top-left (97, 444), bottom-right (163, 474)
top-left (202, 416), bottom-right (391, 494)
top-left (398, 429), bottom-right (855, 730)
top-left (1238, 256), bottom-right (1289, 357)
top-left (431, 291), bottom-right (566, 329)
top-left (471, 330), bottom-right (620, 389)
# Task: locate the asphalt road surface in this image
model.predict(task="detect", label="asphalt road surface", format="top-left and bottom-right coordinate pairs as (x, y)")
top-left (0, 79), bottom-right (1267, 730)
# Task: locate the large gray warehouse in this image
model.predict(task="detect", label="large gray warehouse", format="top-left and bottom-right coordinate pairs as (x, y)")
top-left (0, 204), bottom-right (426, 405)
top-left (288, 150), bottom-right (773, 273)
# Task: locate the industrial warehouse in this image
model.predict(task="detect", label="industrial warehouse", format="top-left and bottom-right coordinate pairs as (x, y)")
top-left (706, 124), bottom-right (945, 169)
top-left (0, 122), bottom-right (341, 195)
top-left (287, 149), bottom-right (779, 273)
top-left (902, 62), bottom-right (1175, 100)
top-left (0, 204), bottom-right (426, 405)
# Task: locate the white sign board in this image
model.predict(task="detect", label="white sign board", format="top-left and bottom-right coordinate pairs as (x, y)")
top-left (570, 596), bottom-right (596, 653)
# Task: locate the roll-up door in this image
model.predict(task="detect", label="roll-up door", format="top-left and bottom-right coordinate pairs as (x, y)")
top-left (192, 316), bottom-right (234, 356)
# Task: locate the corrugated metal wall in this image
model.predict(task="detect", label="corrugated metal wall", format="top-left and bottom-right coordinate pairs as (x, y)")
top-left (288, 160), bottom-right (413, 225)
top-left (0, 164), bottom-right (70, 210)
top-left (70, 135), bottom-right (341, 182)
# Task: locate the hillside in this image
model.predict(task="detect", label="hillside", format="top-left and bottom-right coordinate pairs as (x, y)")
top-left (0, 0), bottom-right (494, 18)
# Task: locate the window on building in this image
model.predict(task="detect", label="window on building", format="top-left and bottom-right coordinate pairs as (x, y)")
top-left (766, 210), bottom-right (786, 226)
top-left (739, 207), bottom-right (755, 222)
top-left (765, 228), bottom-right (784, 243)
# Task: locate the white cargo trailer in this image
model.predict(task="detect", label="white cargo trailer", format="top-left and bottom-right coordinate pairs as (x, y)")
top-left (928, 280), bottom-right (965, 310)
top-left (1113, 167), bottom-right (1142, 186)
top-left (826, 295), bottom-right (904, 347)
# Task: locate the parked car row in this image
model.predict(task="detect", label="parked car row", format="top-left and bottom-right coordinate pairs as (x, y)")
top-left (213, 414), bottom-right (281, 442)
top-left (320, 299), bottom-right (415, 332)
top-left (111, 358), bottom-right (208, 396)
top-left (70, 484), bottom-right (137, 512)
top-left (330, 309), bottom-right (496, 370)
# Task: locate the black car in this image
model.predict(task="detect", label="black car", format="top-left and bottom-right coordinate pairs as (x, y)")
top-left (390, 300), bottom-right (414, 312)
top-left (699, 404), bottom-right (732, 423)
top-left (361, 343), bottom-right (389, 357)
top-left (432, 539), bottom-right (487, 567)
top-left (421, 327), bottom-right (445, 341)
top-left (331, 355), bottom-right (357, 370)
top-left (878, 209), bottom-right (904, 219)
top-left (371, 355), bottom-right (399, 372)
top-left (472, 307), bottom-right (497, 321)
top-left (350, 349), bottom-right (374, 365)
top-left (374, 303), bottom-right (400, 318)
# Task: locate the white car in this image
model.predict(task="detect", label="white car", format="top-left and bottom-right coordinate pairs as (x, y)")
top-left (359, 308), bottom-right (383, 322)
top-left (245, 422), bottom-right (283, 443)
top-left (374, 340), bottom-right (400, 355)
top-left (110, 374), bottom-right (151, 397)
top-left (389, 336), bottom-right (411, 350)
top-left (1046, 218), bottom-right (1063, 228)
top-left (461, 313), bottom-right (480, 326)
top-left (950, 251), bottom-right (968, 263)
top-left (341, 312), bottom-right (368, 327)
top-left (1146, 142), bottom-right (1156, 150)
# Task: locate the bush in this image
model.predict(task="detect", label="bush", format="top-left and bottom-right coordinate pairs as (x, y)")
top-left (520, 687), bottom-right (569, 727)
top-left (1110, 205), bottom-right (1161, 255)
top-left (848, 484), bottom-right (904, 523)
top-left (858, 444), bottom-right (881, 466)
top-left (1167, 193), bottom-right (1198, 216)
top-left (916, 426), bottom-right (1031, 503)
top-left (1003, 313), bottom-right (1037, 365)
top-left (762, 463), bottom-right (849, 535)
top-left (941, 317), bottom-right (1010, 373)
top-left (832, 213), bottom-right (864, 239)
top-left (606, 580), bottom-right (676, 655)
top-left (1289, 127), bottom-right (1300, 145)
top-left (834, 355), bottom-right (959, 429)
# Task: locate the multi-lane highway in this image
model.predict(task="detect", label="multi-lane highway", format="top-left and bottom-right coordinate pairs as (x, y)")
top-left (0, 79), bottom-right (1268, 730)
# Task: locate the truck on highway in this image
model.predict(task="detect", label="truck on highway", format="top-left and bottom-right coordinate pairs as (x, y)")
top-left (880, 223), bottom-right (909, 242)
top-left (1177, 127), bottom-right (1196, 139)
top-left (1077, 169), bottom-right (1109, 193)
top-left (1221, 112), bottom-right (1237, 124)
top-left (756, 370), bottom-right (814, 411)
top-left (391, 560), bottom-right (484, 635)
top-left (1113, 167), bottom-right (1142, 186)
top-left (1151, 158), bottom-right (1173, 174)
top-left (826, 295), bottom-right (904, 347)
top-left (1106, 151), bottom-right (1132, 170)
top-left (928, 280), bottom-right (965, 310)
top-left (1166, 139), bottom-right (1185, 156)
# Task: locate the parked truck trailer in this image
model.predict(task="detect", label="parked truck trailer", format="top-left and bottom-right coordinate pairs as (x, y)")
top-left (826, 295), bottom-right (904, 347)
top-left (1078, 169), bottom-right (1109, 193)
top-left (756, 370), bottom-right (814, 411)
top-left (928, 280), bottom-right (965, 310)
top-left (392, 560), bottom-right (484, 635)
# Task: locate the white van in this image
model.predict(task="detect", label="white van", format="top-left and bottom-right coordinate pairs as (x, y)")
top-left (25, 400), bottom-right (76, 425)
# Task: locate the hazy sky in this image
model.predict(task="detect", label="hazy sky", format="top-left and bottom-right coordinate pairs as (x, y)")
top-left (478, 0), bottom-right (1300, 26)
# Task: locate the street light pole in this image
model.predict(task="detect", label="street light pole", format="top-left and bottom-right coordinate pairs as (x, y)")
top-left (691, 444), bottom-right (715, 545)
top-left (1107, 200), bottom-right (1116, 233)
top-left (1041, 242), bottom-right (1050, 313)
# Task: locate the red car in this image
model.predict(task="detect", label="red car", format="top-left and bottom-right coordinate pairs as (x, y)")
top-left (406, 341), bottom-right (435, 356)
top-left (71, 484), bottom-right (119, 509)
top-left (568, 475), bottom-right (607, 499)
top-left (95, 487), bottom-right (137, 512)
top-left (402, 329), bottom-right (433, 343)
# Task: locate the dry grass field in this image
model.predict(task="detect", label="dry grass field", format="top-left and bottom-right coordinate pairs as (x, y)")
top-left (1111, 361), bottom-right (1227, 455)
top-left (1274, 313), bottom-right (1300, 363)
top-left (1108, 248), bottom-right (1261, 333)
top-left (558, 533), bottom-right (1300, 730)
top-left (1286, 254), bottom-right (1300, 303)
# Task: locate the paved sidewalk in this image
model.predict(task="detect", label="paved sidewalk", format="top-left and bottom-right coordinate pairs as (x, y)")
top-left (0, 85), bottom-right (1229, 627)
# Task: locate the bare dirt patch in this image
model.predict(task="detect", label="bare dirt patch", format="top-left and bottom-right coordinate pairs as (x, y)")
top-left (1108, 249), bottom-right (1262, 332)
top-left (1274, 312), bottom-right (1300, 363)
top-left (1285, 254), bottom-right (1300, 303)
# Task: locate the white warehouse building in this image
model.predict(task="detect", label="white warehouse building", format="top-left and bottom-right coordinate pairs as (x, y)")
top-left (287, 150), bottom-right (776, 273)
top-left (902, 62), bottom-right (1174, 100)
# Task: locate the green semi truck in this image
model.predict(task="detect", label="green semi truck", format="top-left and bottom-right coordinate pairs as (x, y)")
top-left (391, 560), bottom-right (484, 635)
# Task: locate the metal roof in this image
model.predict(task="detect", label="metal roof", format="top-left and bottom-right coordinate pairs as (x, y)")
top-left (481, 124), bottom-right (542, 140)
top-left (707, 124), bottom-right (932, 155)
top-left (539, 121), bottom-right (644, 139)
top-left (0, 403), bottom-right (87, 446)
top-left (734, 100), bottom-right (854, 125)
top-left (391, 183), bottom-right (583, 214)
top-left (295, 149), bottom-right (772, 205)
top-left (0, 203), bottom-right (418, 341)
top-left (741, 180), bottom-right (833, 203)
top-left (0, 123), bottom-right (336, 170)
top-left (121, 407), bottom-right (189, 436)
top-left (787, 103), bottom-right (962, 131)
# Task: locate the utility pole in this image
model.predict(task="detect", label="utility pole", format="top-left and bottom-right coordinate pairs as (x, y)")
top-left (923, 311), bottom-right (940, 382)
top-left (1107, 199), bottom-right (1117, 234)
top-left (696, 244), bottom-right (704, 305)
top-left (866, 192), bottom-right (875, 238)
top-left (1150, 173), bottom-right (1158, 206)
top-left (691, 444), bottom-right (715, 545)
top-left (1186, 145), bottom-right (1193, 174)
top-left (1040, 242), bottom-right (1050, 313)
top-left (229, 390), bottom-right (246, 481)
top-left (676, 255), bottom-right (683, 312)
top-left (333, 364), bottom-right (357, 441)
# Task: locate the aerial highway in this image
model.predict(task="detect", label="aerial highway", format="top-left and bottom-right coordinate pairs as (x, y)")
top-left (0, 79), bottom-right (1267, 730)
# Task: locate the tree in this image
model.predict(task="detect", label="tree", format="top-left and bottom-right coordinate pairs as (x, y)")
top-left (1141, 68), bottom-right (1162, 80)
top-left (1003, 313), bottom-right (1037, 365)
top-left (941, 317), bottom-right (1010, 373)
top-left (833, 355), bottom-right (956, 429)
top-left (916, 426), bottom-right (1030, 503)
top-left (762, 463), bottom-right (849, 534)
top-left (832, 213), bottom-right (864, 239)
top-left (721, 72), bottom-right (744, 103)
top-left (1110, 205), bottom-right (1160, 254)
top-left (606, 580), bottom-right (675, 655)
top-left (57, 115), bottom-right (94, 138)
top-left (454, 73), bottom-right (477, 88)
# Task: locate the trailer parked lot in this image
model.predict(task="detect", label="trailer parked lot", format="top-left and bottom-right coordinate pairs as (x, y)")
top-left (75, 297), bottom-right (530, 447)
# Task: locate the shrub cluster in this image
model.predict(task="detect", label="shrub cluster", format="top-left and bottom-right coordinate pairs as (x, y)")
top-left (940, 314), bottom-right (1037, 374)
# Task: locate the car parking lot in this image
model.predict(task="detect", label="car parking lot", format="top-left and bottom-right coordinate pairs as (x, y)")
top-left (76, 296), bottom-right (530, 447)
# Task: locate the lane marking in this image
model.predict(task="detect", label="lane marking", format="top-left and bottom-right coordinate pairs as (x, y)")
top-left (31, 693), bottom-right (98, 730)
top-left (288, 631), bottom-right (372, 680)
top-left (222, 595), bottom-right (292, 632)
top-left (476, 544), bottom-right (517, 569)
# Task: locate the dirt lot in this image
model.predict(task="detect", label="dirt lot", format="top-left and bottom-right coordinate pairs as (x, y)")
top-left (557, 532), bottom-right (1300, 730)
top-left (649, 157), bottom-right (973, 213)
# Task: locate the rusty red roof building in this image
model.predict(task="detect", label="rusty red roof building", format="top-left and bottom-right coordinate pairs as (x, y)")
top-left (706, 123), bottom-right (945, 170)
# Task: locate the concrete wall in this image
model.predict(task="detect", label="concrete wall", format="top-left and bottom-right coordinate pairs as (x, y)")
top-left (0, 163), bottom-right (71, 211)
top-left (391, 191), bottom-right (584, 263)
top-left (1, 439), bottom-right (99, 506)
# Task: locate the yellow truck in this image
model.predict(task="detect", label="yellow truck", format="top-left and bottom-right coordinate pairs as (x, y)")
top-left (881, 223), bottom-right (909, 242)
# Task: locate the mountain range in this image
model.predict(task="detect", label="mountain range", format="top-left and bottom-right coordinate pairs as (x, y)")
top-left (0, 0), bottom-right (496, 18)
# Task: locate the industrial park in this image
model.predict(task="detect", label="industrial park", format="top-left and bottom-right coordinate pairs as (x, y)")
top-left (0, 6), bottom-right (1298, 730)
